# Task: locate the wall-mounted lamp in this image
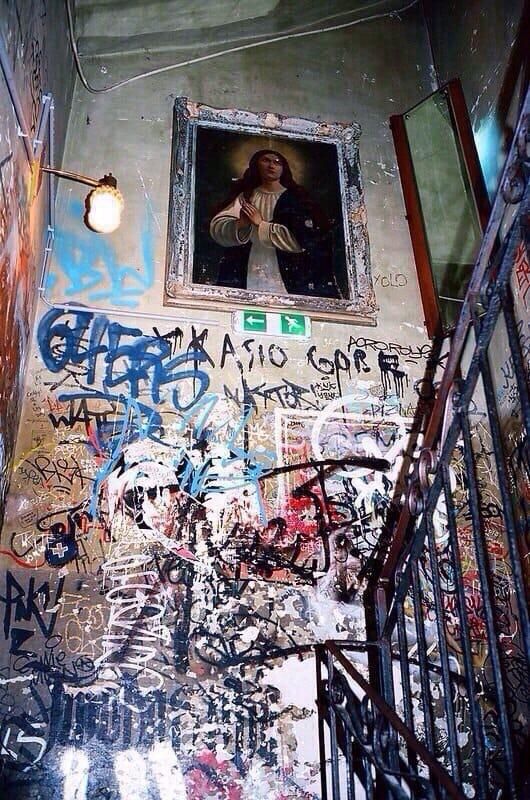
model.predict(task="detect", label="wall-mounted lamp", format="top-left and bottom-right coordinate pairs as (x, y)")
top-left (1, 38), bottom-right (123, 235)
top-left (40, 167), bottom-right (124, 234)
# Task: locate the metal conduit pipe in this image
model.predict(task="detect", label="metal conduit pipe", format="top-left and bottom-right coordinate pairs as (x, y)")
top-left (0, 31), bottom-right (33, 164)
top-left (33, 97), bottom-right (221, 327)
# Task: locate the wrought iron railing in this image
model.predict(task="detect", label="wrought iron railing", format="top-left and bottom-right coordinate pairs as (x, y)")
top-left (317, 89), bottom-right (530, 799)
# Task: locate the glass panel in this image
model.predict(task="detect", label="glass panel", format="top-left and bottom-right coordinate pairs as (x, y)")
top-left (404, 88), bottom-right (483, 330)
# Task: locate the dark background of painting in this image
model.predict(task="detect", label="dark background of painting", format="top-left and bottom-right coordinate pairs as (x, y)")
top-left (192, 126), bottom-right (349, 298)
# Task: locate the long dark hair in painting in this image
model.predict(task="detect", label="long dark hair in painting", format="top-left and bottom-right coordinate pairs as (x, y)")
top-left (212, 149), bottom-right (332, 231)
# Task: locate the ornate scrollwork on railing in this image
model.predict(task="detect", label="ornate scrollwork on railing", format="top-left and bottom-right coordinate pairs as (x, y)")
top-left (406, 446), bottom-right (439, 517)
top-left (501, 114), bottom-right (529, 204)
top-left (326, 667), bottom-right (441, 800)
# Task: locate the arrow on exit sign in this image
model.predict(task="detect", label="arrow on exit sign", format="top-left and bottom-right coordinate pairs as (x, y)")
top-left (243, 311), bottom-right (266, 332)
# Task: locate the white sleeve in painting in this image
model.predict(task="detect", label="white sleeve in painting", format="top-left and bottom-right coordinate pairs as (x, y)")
top-left (209, 188), bottom-right (303, 294)
top-left (256, 219), bottom-right (302, 252)
top-left (252, 189), bottom-right (302, 252)
top-left (210, 196), bottom-right (252, 246)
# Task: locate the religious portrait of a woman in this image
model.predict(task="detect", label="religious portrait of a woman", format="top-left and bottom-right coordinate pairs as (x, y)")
top-left (208, 149), bottom-right (342, 298)
top-left (167, 100), bottom-right (375, 319)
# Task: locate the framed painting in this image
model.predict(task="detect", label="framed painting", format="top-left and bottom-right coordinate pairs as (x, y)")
top-left (165, 98), bottom-right (376, 323)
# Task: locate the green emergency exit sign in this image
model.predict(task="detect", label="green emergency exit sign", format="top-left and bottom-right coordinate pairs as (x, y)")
top-left (235, 310), bottom-right (310, 338)
top-left (280, 313), bottom-right (306, 335)
top-left (243, 310), bottom-right (267, 332)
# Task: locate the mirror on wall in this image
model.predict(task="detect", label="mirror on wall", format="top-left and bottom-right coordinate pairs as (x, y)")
top-left (391, 79), bottom-right (490, 337)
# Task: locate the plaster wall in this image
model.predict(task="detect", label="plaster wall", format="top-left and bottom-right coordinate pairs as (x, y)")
top-left (0, 3), bottom-right (437, 798)
top-left (0, 1), bottom-right (74, 524)
top-left (424, 0), bottom-right (526, 195)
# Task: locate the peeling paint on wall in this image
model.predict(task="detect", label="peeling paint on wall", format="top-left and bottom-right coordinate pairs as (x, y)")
top-left (0, 301), bottom-right (435, 795)
top-left (0, 0), bottom-right (73, 526)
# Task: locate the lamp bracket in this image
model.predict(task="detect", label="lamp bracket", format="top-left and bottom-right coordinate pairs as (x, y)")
top-left (40, 166), bottom-right (100, 188)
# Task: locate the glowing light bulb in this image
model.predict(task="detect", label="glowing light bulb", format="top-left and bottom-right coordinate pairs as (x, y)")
top-left (86, 183), bottom-right (124, 233)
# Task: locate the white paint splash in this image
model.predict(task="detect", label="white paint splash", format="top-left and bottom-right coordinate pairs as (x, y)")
top-left (0, 674), bottom-right (38, 684)
top-left (114, 749), bottom-right (149, 800)
top-left (149, 741), bottom-right (188, 800)
top-left (61, 748), bottom-right (89, 800)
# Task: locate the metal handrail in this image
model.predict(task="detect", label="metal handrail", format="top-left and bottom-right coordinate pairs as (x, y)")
top-left (319, 641), bottom-right (466, 799)
top-left (380, 88), bottom-right (530, 588)
top-left (317, 87), bottom-right (530, 800)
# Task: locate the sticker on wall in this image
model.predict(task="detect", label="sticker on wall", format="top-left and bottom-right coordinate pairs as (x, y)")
top-left (233, 309), bottom-right (311, 338)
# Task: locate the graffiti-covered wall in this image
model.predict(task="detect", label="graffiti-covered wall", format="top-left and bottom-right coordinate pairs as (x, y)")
top-left (0, 0), bottom-right (74, 522)
top-left (0, 3), bottom-right (439, 798)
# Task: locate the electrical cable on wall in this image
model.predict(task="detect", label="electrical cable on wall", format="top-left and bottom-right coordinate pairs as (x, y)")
top-left (86, 0), bottom-right (420, 59)
top-left (54, 0), bottom-right (419, 326)
top-left (65, 0), bottom-right (420, 94)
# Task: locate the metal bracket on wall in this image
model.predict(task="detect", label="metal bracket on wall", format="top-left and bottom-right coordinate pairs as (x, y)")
top-left (0, 31), bottom-right (33, 164)
top-left (31, 95), bottom-right (221, 326)
top-left (0, 47), bottom-right (222, 327)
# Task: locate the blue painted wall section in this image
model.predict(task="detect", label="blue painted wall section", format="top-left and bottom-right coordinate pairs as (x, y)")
top-left (2, 2), bottom-right (527, 797)
top-left (48, 200), bottom-right (155, 307)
